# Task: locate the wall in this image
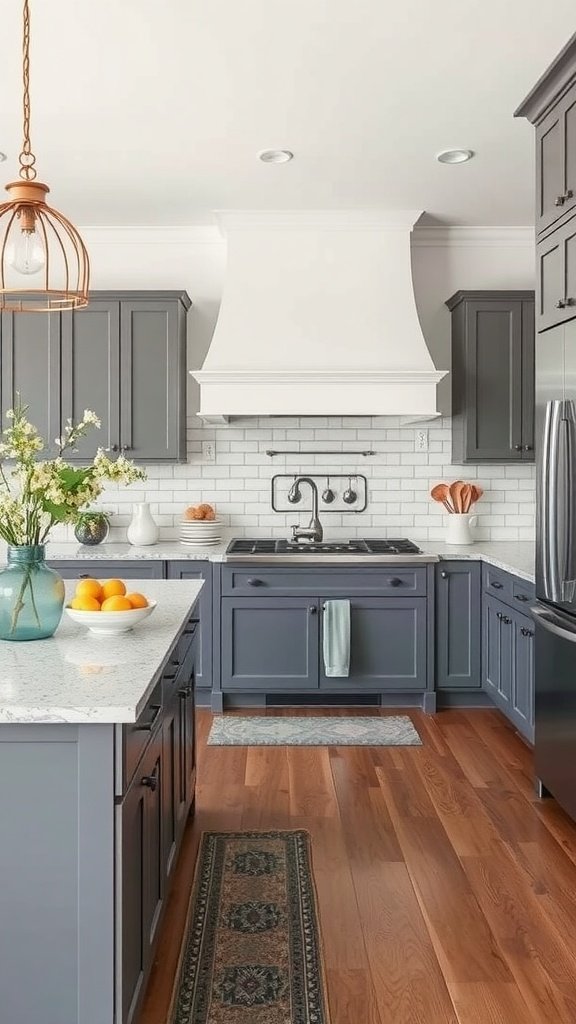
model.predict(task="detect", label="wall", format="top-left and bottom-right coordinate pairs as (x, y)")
top-left (58, 224), bottom-right (536, 543)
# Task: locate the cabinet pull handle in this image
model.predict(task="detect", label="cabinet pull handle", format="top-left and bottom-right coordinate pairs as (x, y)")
top-left (110, 444), bottom-right (119, 452)
top-left (388, 577), bottom-right (402, 587)
top-left (141, 773), bottom-right (158, 792)
top-left (440, 570), bottom-right (448, 578)
top-left (135, 703), bottom-right (162, 732)
top-left (524, 445), bottom-right (533, 451)
top-left (246, 578), bottom-right (263, 587)
top-left (514, 444), bottom-right (522, 451)
top-left (515, 594), bottom-right (528, 602)
top-left (491, 581), bottom-right (503, 589)
top-left (309, 605), bottom-right (317, 614)
top-left (178, 686), bottom-right (192, 698)
top-left (503, 616), bottom-right (512, 624)
top-left (120, 445), bottom-right (133, 453)
top-left (520, 626), bottom-right (534, 637)
top-left (555, 194), bottom-right (566, 206)
top-left (556, 299), bottom-right (567, 309)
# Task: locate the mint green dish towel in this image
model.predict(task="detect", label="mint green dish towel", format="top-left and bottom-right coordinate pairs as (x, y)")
top-left (323, 599), bottom-right (351, 677)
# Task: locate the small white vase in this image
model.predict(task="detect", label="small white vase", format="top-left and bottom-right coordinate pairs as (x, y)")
top-left (445, 513), bottom-right (478, 546)
top-left (127, 502), bottom-right (159, 546)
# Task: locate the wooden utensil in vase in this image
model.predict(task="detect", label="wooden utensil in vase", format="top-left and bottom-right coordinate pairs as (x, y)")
top-left (450, 480), bottom-right (465, 514)
top-left (431, 483), bottom-right (454, 513)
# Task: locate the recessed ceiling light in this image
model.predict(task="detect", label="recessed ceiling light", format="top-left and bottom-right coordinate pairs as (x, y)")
top-left (258, 149), bottom-right (294, 164)
top-left (436, 149), bottom-right (474, 164)
top-left (0, 152), bottom-right (7, 163)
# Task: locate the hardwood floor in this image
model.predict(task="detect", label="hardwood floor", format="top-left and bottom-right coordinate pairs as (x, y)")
top-left (140, 708), bottom-right (576, 1024)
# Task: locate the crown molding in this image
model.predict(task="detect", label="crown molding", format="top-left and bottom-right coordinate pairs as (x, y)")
top-left (79, 225), bottom-right (223, 246)
top-left (413, 225), bottom-right (534, 248)
top-left (214, 209), bottom-right (424, 232)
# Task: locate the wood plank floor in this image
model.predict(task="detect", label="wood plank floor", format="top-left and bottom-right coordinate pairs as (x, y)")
top-left (140, 708), bottom-right (576, 1024)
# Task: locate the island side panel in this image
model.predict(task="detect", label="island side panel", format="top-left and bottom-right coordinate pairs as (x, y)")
top-left (0, 723), bottom-right (116, 1024)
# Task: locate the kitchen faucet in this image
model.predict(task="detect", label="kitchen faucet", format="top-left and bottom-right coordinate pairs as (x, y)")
top-left (288, 477), bottom-right (323, 543)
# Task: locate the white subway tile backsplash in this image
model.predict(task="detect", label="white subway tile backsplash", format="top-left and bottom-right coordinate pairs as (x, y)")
top-left (83, 415), bottom-right (535, 543)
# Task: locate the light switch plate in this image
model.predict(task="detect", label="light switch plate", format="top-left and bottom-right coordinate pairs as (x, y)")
top-left (201, 440), bottom-right (216, 463)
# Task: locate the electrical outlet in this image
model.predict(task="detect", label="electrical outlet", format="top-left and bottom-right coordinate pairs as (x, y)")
top-left (415, 429), bottom-right (429, 453)
top-left (201, 440), bottom-right (216, 463)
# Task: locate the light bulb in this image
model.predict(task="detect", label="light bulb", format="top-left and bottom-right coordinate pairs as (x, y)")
top-left (7, 228), bottom-right (46, 275)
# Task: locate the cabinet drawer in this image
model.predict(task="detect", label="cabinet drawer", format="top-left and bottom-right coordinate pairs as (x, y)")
top-left (48, 559), bottom-right (165, 580)
top-left (511, 577), bottom-right (535, 608)
top-left (221, 566), bottom-right (427, 597)
top-left (122, 679), bottom-right (163, 793)
top-left (482, 564), bottom-right (513, 601)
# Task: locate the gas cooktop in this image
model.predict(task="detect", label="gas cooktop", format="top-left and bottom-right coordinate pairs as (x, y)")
top-left (224, 538), bottom-right (438, 563)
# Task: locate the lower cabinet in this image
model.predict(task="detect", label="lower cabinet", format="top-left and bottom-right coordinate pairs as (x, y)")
top-left (167, 561), bottom-right (212, 694)
top-left (482, 594), bottom-right (534, 741)
top-left (435, 562), bottom-right (482, 689)
top-left (220, 592), bottom-right (427, 693)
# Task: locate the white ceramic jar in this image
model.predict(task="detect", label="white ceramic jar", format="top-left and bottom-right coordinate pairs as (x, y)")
top-left (127, 502), bottom-right (159, 546)
top-left (445, 513), bottom-right (478, 546)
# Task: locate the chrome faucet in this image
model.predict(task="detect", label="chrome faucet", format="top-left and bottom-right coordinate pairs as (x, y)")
top-left (289, 477), bottom-right (323, 543)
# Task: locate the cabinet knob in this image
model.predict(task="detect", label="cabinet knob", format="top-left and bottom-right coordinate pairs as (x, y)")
top-left (514, 444), bottom-right (522, 451)
top-left (120, 445), bottom-right (133, 453)
top-left (496, 611), bottom-right (503, 620)
top-left (110, 444), bottom-right (120, 452)
top-left (491, 581), bottom-right (503, 589)
top-left (503, 615), bottom-right (512, 625)
top-left (246, 578), bottom-right (263, 587)
top-left (309, 605), bottom-right (317, 614)
top-left (141, 773), bottom-right (157, 792)
top-left (440, 570), bottom-right (448, 579)
top-left (556, 299), bottom-right (567, 309)
top-left (555, 194), bottom-right (567, 206)
top-left (515, 594), bottom-right (528, 602)
top-left (388, 577), bottom-right (402, 587)
top-left (521, 627), bottom-right (534, 638)
top-left (524, 445), bottom-right (533, 451)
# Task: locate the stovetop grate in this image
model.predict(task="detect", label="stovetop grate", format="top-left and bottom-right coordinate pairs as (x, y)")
top-left (226, 538), bottom-right (422, 555)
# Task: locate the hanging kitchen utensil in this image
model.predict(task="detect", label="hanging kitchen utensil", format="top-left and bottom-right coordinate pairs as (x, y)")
top-left (287, 476), bottom-right (302, 503)
top-left (430, 483), bottom-right (454, 513)
top-left (322, 476), bottom-right (336, 503)
top-left (342, 476), bottom-right (357, 504)
top-left (450, 480), bottom-right (465, 514)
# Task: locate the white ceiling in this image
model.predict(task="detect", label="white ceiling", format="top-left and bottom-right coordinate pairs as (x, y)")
top-left (0, 0), bottom-right (573, 226)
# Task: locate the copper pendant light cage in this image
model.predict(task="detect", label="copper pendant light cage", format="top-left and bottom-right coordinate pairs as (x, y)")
top-left (0, 0), bottom-right (90, 312)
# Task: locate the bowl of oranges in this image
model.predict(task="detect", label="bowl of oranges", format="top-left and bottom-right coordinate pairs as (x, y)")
top-left (65, 578), bottom-right (156, 635)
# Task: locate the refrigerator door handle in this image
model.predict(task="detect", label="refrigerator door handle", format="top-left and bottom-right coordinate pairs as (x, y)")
top-left (563, 401), bottom-right (576, 600)
top-left (542, 400), bottom-right (562, 601)
top-left (532, 604), bottom-right (576, 643)
top-left (541, 400), bottom-right (576, 603)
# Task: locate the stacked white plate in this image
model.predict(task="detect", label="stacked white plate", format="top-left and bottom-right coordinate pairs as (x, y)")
top-left (179, 519), bottom-right (223, 546)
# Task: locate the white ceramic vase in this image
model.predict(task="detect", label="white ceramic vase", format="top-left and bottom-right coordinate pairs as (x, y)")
top-left (127, 502), bottom-right (159, 546)
top-left (445, 513), bottom-right (478, 546)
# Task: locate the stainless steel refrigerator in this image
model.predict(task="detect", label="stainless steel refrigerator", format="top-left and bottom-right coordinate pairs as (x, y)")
top-left (534, 319), bottom-right (576, 815)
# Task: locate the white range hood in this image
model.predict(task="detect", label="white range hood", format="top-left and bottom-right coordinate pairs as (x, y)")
top-left (192, 210), bottom-right (446, 421)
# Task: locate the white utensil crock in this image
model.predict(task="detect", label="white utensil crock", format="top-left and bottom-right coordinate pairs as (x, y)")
top-left (445, 513), bottom-right (478, 546)
top-left (127, 502), bottom-right (159, 546)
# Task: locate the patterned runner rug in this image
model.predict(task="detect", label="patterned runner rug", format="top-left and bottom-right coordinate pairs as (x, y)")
top-left (208, 714), bottom-right (421, 747)
top-left (171, 831), bottom-right (330, 1023)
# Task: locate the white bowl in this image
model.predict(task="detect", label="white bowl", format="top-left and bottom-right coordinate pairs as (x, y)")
top-left (65, 600), bottom-right (157, 635)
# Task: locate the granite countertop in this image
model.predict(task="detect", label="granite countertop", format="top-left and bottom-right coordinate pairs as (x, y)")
top-left (39, 537), bottom-right (536, 583)
top-left (0, 579), bottom-right (203, 725)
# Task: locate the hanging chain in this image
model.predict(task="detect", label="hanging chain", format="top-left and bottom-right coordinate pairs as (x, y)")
top-left (19, 0), bottom-right (37, 180)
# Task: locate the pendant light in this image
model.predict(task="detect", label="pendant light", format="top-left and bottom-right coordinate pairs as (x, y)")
top-left (0, 0), bottom-right (89, 312)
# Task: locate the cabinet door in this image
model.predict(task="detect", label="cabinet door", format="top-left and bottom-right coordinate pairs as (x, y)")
top-left (0, 308), bottom-right (61, 453)
top-left (221, 597), bottom-right (319, 691)
top-left (521, 300), bottom-right (535, 458)
top-left (319, 597), bottom-right (427, 691)
top-left (536, 81), bottom-right (576, 234)
top-left (483, 596), bottom-right (513, 707)
top-left (61, 300), bottom-right (120, 459)
top-left (120, 735), bottom-right (163, 1024)
top-left (179, 672), bottom-right (196, 818)
top-left (537, 216), bottom-right (576, 331)
top-left (161, 698), bottom-right (179, 882)
top-left (464, 301), bottom-right (524, 459)
top-left (166, 562), bottom-right (212, 690)
top-left (512, 615), bottom-right (535, 742)
top-left (436, 562), bottom-right (481, 689)
top-left (120, 300), bottom-right (185, 462)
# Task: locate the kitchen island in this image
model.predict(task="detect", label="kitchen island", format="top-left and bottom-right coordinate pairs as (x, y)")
top-left (0, 579), bottom-right (203, 1024)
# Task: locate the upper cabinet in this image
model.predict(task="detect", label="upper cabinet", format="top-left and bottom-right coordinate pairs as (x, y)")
top-left (446, 290), bottom-right (535, 463)
top-left (1, 290), bottom-right (191, 463)
top-left (516, 33), bottom-right (576, 332)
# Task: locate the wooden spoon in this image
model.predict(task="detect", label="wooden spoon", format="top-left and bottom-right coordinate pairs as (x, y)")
top-left (461, 483), bottom-right (472, 514)
top-left (470, 484), bottom-right (483, 505)
top-left (450, 480), bottom-right (465, 514)
top-left (430, 483), bottom-right (454, 513)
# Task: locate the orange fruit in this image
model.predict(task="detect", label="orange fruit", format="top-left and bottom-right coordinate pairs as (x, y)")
top-left (75, 578), bottom-right (103, 602)
top-left (101, 595), bottom-right (132, 612)
top-left (101, 579), bottom-right (126, 600)
top-left (70, 595), bottom-right (101, 612)
top-left (126, 592), bottom-right (148, 609)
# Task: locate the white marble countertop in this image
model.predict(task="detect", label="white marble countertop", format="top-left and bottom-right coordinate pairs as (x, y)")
top-left (38, 537), bottom-right (536, 583)
top-left (0, 580), bottom-right (203, 725)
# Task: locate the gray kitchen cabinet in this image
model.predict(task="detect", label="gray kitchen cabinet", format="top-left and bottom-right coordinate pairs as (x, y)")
top-left (167, 561), bottom-right (213, 692)
top-left (512, 614), bottom-right (535, 741)
top-left (61, 299), bottom-right (120, 458)
top-left (536, 214), bottom-right (576, 331)
top-left (534, 80), bottom-right (576, 236)
top-left (446, 291), bottom-right (535, 462)
top-left (0, 306), bottom-right (61, 453)
top-left (48, 559), bottom-right (165, 580)
top-left (221, 597), bottom-right (320, 691)
top-left (482, 590), bottom-right (535, 742)
top-left (435, 561), bottom-right (481, 689)
top-left (319, 596), bottom-right (427, 691)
